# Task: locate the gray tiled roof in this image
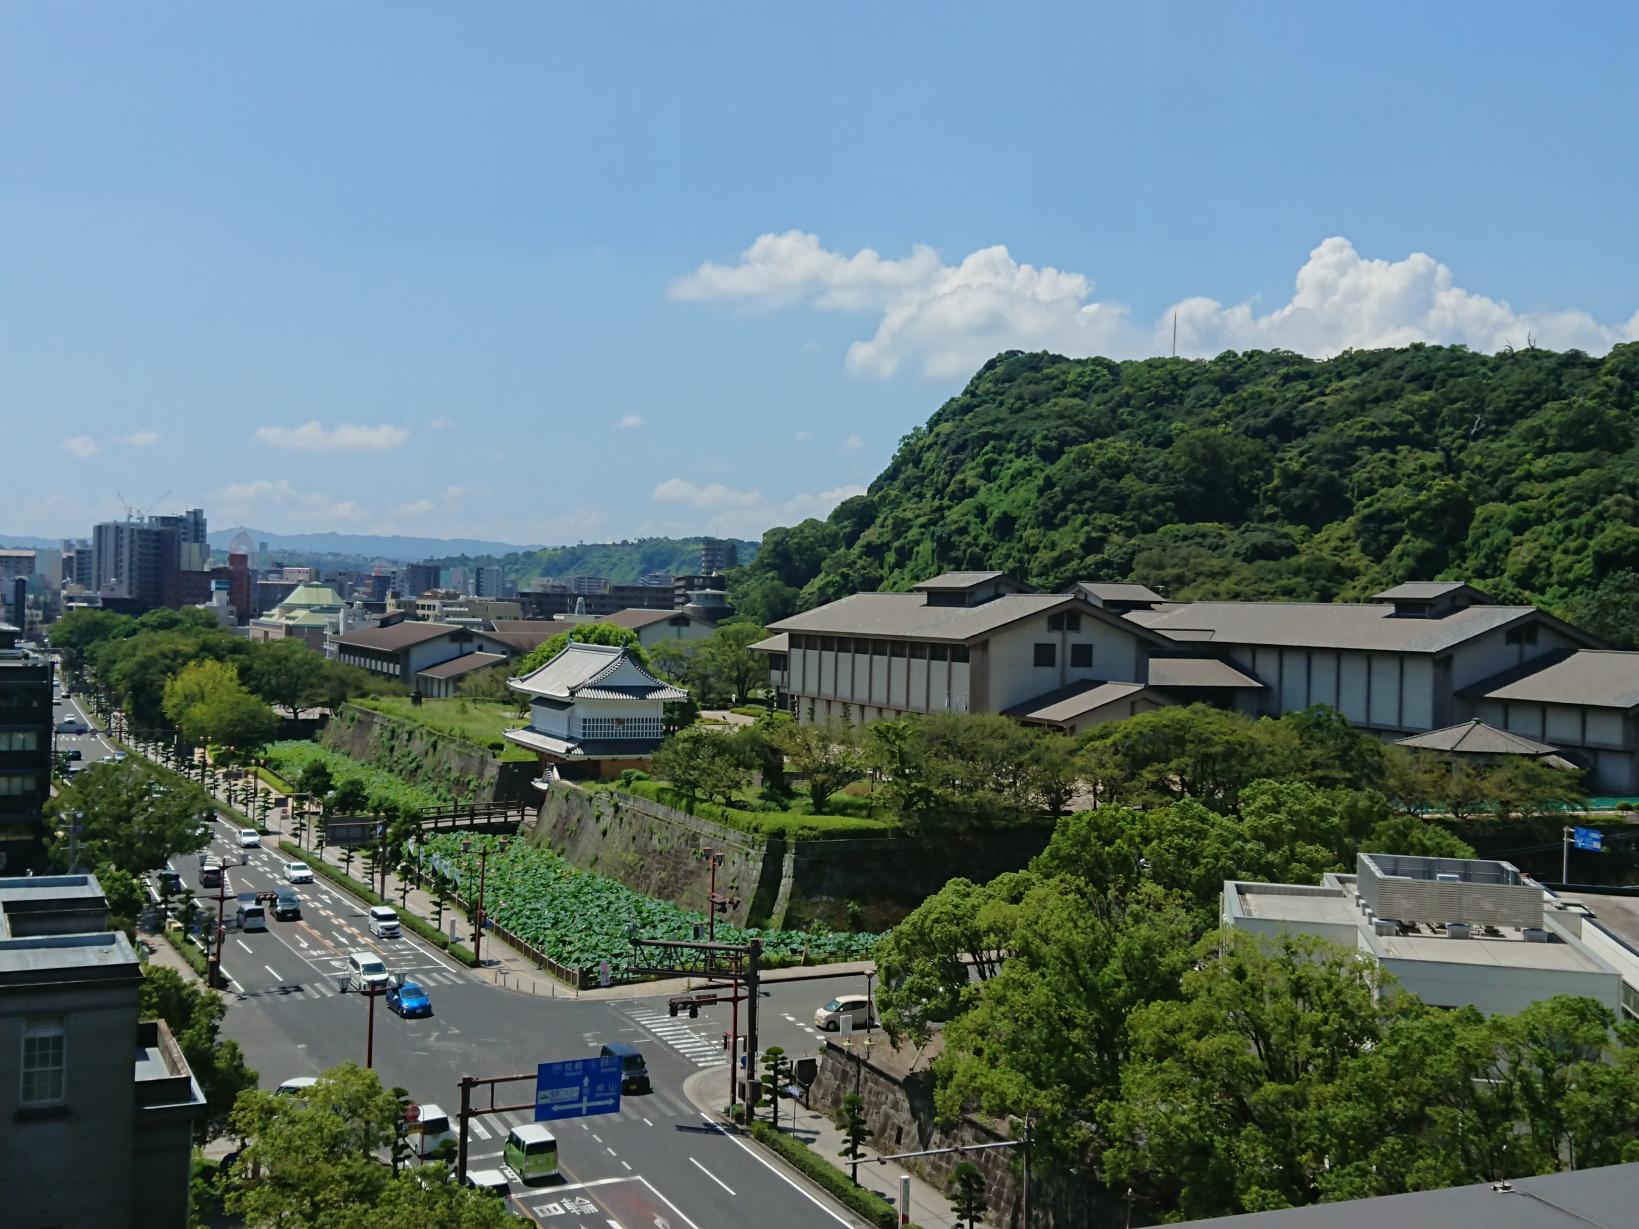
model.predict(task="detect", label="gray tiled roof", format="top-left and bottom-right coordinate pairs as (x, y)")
top-left (1147, 657), bottom-right (1264, 689)
top-left (603, 608), bottom-right (688, 630)
top-left (770, 592), bottom-right (1174, 646)
top-left (508, 642), bottom-right (686, 702)
top-left (1075, 581), bottom-right (1165, 604)
top-left (1004, 680), bottom-right (1151, 724)
top-left (911, 571), bottom-right (1017, 591)
top-left (332, 620), bottom-right (463, 651)
top-left (415, 652), bottom-right (507, 681)
top-left (1468, 649), bottom-right (1639, 710)
top-left (751, 633), bottom-right (789, 653)
top-left (1168, 1160), bottom-right (1639, 1228)
top-left (1394, 719), bottom-right (1560, 756)
top-left (1372, 580), bottom-right (1488, 601)
top-left (1127, 600), bottom-right (1546, 654)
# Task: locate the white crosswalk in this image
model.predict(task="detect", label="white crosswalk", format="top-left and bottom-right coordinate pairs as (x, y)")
top-left (623, 1007), bottom-right (729, 1070)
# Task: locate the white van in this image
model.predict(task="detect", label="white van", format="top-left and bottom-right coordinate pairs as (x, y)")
top-left (368, 905), bottom-right (401, 939)
top-left (813, 994), bottom-right (876, 1032)
top-left (346, 951), bottom-right (390, 992)
top-left (413, 1103), bottom-right (455, 1159)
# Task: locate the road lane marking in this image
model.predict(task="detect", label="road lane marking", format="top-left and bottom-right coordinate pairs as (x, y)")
top-left (265, 965), bottom-right (282, 980)
top-left (621, 1160), bottom-right (632, 1171)
top-left (236, 939), bottom-right (252, 953)
top-left (641, 1117), bottom-right (653, 1127)
top-left (606, 1146), bottom-right (617, 1158)
top-left (469, 1119), bottom-right (491, 1140)
top-left (697, 1114), bottom-right (849, 1226)
top-left (689, 1156), bottom-right (735, 1195)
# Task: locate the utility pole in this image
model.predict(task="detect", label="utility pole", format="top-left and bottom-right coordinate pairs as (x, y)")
top-left (461, 837), bottom-right (508, 966)
top-left (207, 868), bottom-right (232, 990)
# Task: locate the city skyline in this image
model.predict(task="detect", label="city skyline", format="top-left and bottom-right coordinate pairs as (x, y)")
top-left (4, 4), bottom-right (1637, 544)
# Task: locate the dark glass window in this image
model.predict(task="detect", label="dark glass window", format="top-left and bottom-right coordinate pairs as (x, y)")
top-left (1071, 643), bottom-right (1093, 669)
top-left (950, 645), bottom-right (969, 663)
top-left (909, 643), bottom-right (928, 660)
top-left (1034, 643), bottom-right (1056, 668)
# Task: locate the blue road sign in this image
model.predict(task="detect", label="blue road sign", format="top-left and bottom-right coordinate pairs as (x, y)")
top-left (1573, 827), bottom-right (1605, 852)
top-left (535, 1056), bottom-right (621, 1122)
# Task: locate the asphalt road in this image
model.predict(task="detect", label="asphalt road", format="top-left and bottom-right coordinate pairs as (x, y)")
top-left (114, 744), bottom-right (877, 1229)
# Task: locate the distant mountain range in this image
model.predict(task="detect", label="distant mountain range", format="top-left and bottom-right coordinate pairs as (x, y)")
top-left (0, 535), bottom-right (60, 551)
top-left (205, 528), bottom-right (542, 562)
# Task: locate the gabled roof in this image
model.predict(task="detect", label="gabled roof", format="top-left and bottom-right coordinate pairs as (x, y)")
top-left (1004, 680), bottom-right (1157, 725)
top-left (770, 591), bottom-right (1175, 647)
top-left (1464, 649), bottom-right (1639, 711)
top-left (416, 652), bottom-right (508, 681)
top-left (603, 608), bottom-right (693, 631)
top-left (911, 571), bottom-right (1030, 592)
top-left (1394, 719), bottom-right (1561, 757)
top-left (751, 633), bottom-right (789, 653)
top-left (508, 642), bottom-right (686, 702)
top-left (1074, 581), bottom-right (1165, 605)
top-left (1147, 657), bottom-right (1264, 689)
top-left (332, 620), bottom-right (465, 651)
top-left (1127, 600), bottom-right (1582, 655)
top-left (1372, 581), bottom-right (1492, 602)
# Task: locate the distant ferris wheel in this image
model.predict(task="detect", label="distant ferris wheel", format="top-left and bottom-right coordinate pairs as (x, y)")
top-left (228, 530), bottom-right (256, 557)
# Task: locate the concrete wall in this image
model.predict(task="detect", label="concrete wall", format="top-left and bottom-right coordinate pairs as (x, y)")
top-left (530, 784), bottom-right (1054, 930)
top-left (1373, 948), bottom-right (1621, 1016)
top-left (322, 704), bottom-right (536, 804)
top-left (983, 618), bottom-right (1138, 712)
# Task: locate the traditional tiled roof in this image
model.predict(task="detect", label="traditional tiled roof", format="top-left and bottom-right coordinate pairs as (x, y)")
top-left (508, 642), bottom-right (686, 702)
top-left (416, 652), bottom-right (508, 681)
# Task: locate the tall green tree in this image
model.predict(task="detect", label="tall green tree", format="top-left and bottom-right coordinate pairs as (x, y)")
top-left (769, 719), bottom-right (869, 810)
top-left (45, 760), bottom-right (211, 874)
top-left (516, 622), bottom-right (650, 676)
top-left (244, 637), bottom-right (332, 718)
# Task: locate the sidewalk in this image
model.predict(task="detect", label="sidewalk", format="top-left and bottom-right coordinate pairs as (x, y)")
top-left (680, 1067), bottom-right (976, 1229)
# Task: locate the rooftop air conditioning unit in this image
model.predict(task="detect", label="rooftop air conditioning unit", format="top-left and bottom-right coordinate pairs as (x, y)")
top-left (1373, 919), bottom-right (1400, 937)
top-left (1445, 922), bottom-right (1472, 939)
top-left (1523, 928), bottom-right (1549, 943)
top-left (1436, 872), bottom-right (1462, 883)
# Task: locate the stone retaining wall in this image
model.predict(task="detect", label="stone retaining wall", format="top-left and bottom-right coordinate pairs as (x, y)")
top-left (321, 704), bottom-right (536, 804)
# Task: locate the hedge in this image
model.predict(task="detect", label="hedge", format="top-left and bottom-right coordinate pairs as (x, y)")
top-left (749, 1122), bottom-right (925, 1229)
top-left (276, 840), bottom-right (480, 969)
top-left (159, 925), bottom-right (211, 980)
top-left (608, 778), bottom-right (896, 841)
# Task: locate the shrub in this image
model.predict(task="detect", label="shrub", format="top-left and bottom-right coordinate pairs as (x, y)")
top-left (750, 1122), bottom-right (923, 1229)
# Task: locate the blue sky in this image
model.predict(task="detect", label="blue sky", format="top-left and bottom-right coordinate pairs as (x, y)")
top-left (4, 3), bottom-right (1636, 546)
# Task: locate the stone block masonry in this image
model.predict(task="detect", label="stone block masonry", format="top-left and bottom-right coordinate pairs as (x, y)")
top-left (321, 704), bottom-right (537, 804)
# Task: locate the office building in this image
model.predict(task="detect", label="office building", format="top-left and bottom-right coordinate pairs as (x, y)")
top-left (403, 561), bottom-right (441, 598)
top-left (0, 621), bottom-right (53, 873)
top-left (0, 551), bottom-right (35, 583)
top-left (0, 873), bottom-right (206, 1228)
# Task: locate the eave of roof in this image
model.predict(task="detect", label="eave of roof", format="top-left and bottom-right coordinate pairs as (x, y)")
top-left (1393, 719), bottom-right (1561, 756)
top-left (1004, 680), bottom-right (1153, 724)
top-left (770, 591), bottom-right (1176, 648)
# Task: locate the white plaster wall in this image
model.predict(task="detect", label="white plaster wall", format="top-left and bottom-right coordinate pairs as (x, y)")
top-left (1377, 954), bottom-right (1620, 1015)
top-left (1368, 655), bottom-right (1399, 727)
top-left (1587, 710), bottom-right (1625, 748)
top-left (1338, 653), bottom-right (1370, 724)
top-left (1400, 656), bottom-right (1435, 729)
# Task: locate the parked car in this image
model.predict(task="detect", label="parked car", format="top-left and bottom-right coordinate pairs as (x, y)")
top-left (600, 1042), bottom-right (651, 1094)
top-left (275, 1076), bottom-right (318, 1096)
top-left (237, 828), bottom-right (261, 848)
top-left (386, 980), bottom-right (431, 1018)
top-left (284, 861), bottom-right (314, 883)
top-left (111, 750), bottom-right (126, 762)
top-left (813, 994), bottom-right (876, 1032)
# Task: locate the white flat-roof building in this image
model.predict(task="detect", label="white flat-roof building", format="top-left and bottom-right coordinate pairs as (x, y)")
top-left (1224, 853), bottom-right (1636, 1018)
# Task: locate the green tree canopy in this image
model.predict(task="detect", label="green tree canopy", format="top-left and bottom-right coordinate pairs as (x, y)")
top-left (140, 965), bottom-right (257, 1140)
top-left (516, 622), bottom-right (650, 676)
top-left (45, 760), bottom-right (211, 874)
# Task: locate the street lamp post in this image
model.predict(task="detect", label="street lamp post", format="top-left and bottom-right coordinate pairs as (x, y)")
top-left (461, 838), bottom-right (508, 966)
top-left (341, 976), bottom-right (389, 1068)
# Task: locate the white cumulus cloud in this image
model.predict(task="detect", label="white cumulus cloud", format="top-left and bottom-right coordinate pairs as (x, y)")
top-left (213, 478), bottom-right (365, 527)
top-left (613, 414), bottom-right (645, 431)
top-left (61, 435), bottom-right (99, 460)
top-left (674, 231), bottom-right (1639, 379)
top-left (650, 477), bottom-right (865, 537)
top-left (842, 433), bottom-right (865, 451)
top-left (253, 421), bottom-right (410, 451)
top-left (122, 429), bottom-right (162, 447)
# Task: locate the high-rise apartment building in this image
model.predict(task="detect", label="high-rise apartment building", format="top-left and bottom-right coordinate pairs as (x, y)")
top-left (0, 620), bottom-right (52, 871)
top-left (404, 561), bottom-right (441, 597)
top-left (700, 538), bottom-right (737, 575)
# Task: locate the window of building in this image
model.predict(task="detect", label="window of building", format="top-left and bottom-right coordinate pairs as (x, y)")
top-left (1070, 643), bottom-right (1094, 669)
top-left (950, 645), bottom-right (970, 663)
top-left (0, 773), bottom-right (39, 796)
top-left (909, 643), bottom-right (928, 660)
top-left (890, 642), bottom-right (907, 659)
top-left (577, 716), bottom-right (662, 741)
top-left (1034, 643), bottom-right (1056, 668)
top-left (20, 1018), bottom-right (65, 1108)
top-left (1047, 612), bottom-right (1063, 631)
top-left (0, 731), bottom-right (39, 751)
top-left (1064, 612), bottom-right (1081, 632)
top-left (929, 645), bottom-right (948, 662)
top-left (872, 639), bottom-right (889, 658)
top-left (1505, 625), bottom-right (1540, 646)
top-left (820, 636), bottom-right (836, 652)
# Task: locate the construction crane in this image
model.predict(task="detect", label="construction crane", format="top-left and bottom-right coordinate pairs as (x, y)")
top-left (115, 489), bottom-right (171, 522)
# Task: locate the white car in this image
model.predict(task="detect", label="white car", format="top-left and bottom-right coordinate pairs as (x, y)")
top-left (275, 1076), bottom-right (318, 1097)
top-left (237, 829), bottom-right (261, 848)
top-left (814, 994), bottom-right (876, 1032)
top-left (284, 861), bottom-right (314, 884)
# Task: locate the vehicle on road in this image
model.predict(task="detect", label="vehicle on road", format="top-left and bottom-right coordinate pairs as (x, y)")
top-left (200, 859), bottom-right (223, 888)
top-left (386, 979), bottom-right (431, 1018)
top-left (275, 1077), bottom-right (317, 1096)
top-left (63, 747), bottom-right (82, 761)
top-left (600, 1042), bottom-right (652, 1094)
top-left (272, 888), bottom-right (301, 921)
top-left (284, 861), bottom-right (314, 883)
top-left (814, 994), bottom-right (876, 1032)
top-left (236, 893), bottom-right (267, 932)
top-left (463, 1169), bottom-right (509, 1197)
top-left (345, 951), bottom-right (391, 992)
top-left (367, 905), bottom-right (401, 938)
top-left (154, 869), bottom-right (183, 896)
top-left (237, 828), bottom-right (261, 848)
top-left (503, 1124), bottom-right (558, 1183)
top-left (111, 750), bottom-right (126, 762)
top-left (411, 1103), bottom-right (454, 1158)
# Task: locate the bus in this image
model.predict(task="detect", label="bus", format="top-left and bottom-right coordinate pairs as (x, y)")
top-left (503, 1124), bottom-right (558, 1183)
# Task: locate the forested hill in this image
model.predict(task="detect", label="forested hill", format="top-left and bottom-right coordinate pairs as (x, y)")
top-left (732, 343), bottom-right (1639, 642)
top-left (457, 536), bottom-right (759, 586)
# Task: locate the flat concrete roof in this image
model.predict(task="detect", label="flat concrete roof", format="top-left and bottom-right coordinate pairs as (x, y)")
top-left (0, 931), bottom-right (140, 978)
top-left (1371, 931), bottom-right (1606, 971)
top-left (1233, 886), bottom-right (1359, 928)
top-left (1556, 891), bottom-right (1639, 952)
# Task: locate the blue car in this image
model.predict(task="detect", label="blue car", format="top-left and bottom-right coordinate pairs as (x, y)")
top-left (386, 980), bottom-right (431, 1018)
